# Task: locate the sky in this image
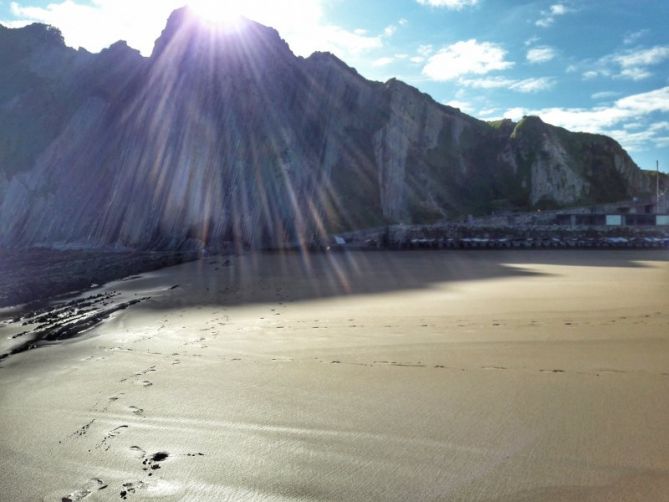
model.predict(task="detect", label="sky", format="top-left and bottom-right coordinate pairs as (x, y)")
top-left (1, 0), bottom-right (668, 171)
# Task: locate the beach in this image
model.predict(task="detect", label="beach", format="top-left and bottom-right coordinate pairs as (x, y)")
top-left (1, 250), bottom-right (668, 501)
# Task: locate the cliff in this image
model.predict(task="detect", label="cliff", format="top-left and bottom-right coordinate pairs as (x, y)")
top-left (0, 9), bottom-right (664, 250)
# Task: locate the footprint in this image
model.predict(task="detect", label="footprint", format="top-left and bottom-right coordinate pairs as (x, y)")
top-left (391, 362), bottom-right (426, 368)
top-left (96, 425), bottom-right (128, 451)
top-left (136, 380), bottom-right (152, 387)
top-left (119, 481), bottom-right (146, 499)
top-left (142, 451), bottom-right (170, 476)
top-left (129, 446), bottom-right (146, 458)
top-left (129, 406), bottom-right (144, 417)
top-left (61, 478), bottom-right (107, 501)
top-left (134, 365), bottom-right (157, 376)
top-left (67, 419), bottom-right (96, 439)
top-left (82, 354), bottom-right (106, 362)
top-left (96, 393), bottom-right (125, 412)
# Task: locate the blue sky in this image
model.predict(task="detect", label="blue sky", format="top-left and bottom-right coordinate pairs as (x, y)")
top-left (2, 0), bottom-right (668, 171)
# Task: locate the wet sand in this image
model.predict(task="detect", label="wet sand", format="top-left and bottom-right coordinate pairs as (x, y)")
top-left (0, 249), bottom-right (196, 308)
top-left (0, 250), bottom-right (668, 501)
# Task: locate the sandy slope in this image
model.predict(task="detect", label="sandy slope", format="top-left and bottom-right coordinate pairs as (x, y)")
top-left (0, 250), bottom-right (668, 501)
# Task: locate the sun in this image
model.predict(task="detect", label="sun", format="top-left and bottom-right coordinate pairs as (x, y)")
top-left (187, 0), bottom-right (244, 28)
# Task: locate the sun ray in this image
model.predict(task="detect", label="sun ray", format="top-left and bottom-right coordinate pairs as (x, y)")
top-left (186, 0), bottom-right (243, 29)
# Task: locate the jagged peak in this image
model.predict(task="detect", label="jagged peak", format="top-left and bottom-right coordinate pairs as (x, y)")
top-left (517, 115), bottom-right (544, 125)
top-left (385, 78), bottom-right (473, 118)
top-left (0, 22), bottom-right (65, 46)
top-left (307, 51), bottom-right (349, 67)
top-left (102, 40), bottom-right (141, 56)
top-left (384, 77), bottom-right (432, 99)
top-left (303, 51), bottom-right (372, 88)
top-left (488, 118), bottom-right (516, 127)
top-left (511, 116), bottom-right (549, 143)
top-left (151, 7), bottom-right (290, 60)
top-left (486, 118), bottom-right (516, 136)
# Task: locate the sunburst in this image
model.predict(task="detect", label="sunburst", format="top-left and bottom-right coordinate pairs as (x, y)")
top-left (187, 0), bottom-right (244, 28)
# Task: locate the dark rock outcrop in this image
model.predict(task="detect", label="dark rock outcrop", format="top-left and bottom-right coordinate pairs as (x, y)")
top-left (0, 8), bottom-right (664, 250)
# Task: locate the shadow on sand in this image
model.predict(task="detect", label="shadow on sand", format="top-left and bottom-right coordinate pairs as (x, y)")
top-left (1, 249), bottom-right (666, 362)
top-left (135, 249), bottom-right (668, 308)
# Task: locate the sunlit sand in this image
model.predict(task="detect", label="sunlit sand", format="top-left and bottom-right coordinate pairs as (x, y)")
top-left (1, 250), bottom-right (668, 501)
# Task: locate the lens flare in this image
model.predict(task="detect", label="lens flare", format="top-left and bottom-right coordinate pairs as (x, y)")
top-left (187, 0), bottom-right (243, 28)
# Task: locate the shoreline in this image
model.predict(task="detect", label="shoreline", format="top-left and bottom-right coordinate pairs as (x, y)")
top-left (0, 248), bottom-right (200, 309)
top-left (2, 245), bottom-right (667, 313)
top-left (1, 248), bottom-right (667, 362)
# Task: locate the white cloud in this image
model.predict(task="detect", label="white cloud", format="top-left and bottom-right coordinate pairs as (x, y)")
top-left (422, 39), bottom-right (513, 81)
top-left (527, 46), bottom-right (556, 64)
top-left (479, 107), bottom-right (499, 117)
top-left (650, 122), bottom-right (669, 132)
top-left (623, 29), bottom-right (649, 46)
top-left (384, 24), bottom-right (397, 37)
top-left (459, 76), bottom-right (554, 93)
top-left (0, 18), bottom-right (31, 28)
top-left (583, 70), bottom-right (600, 80)
top-left (454, 88), bottom-right (467, 99)
top-left (460, 77), bottom-right (516, 89)
top-left (591, 91), bottom-right (621, 100)
top-left (307, 25), bottom-right (383, 57)
top-left (550, 4), bottom-right (568, 15)
top-left (444, 99), bottom-right (475, 113)
top-left (617, 86), bottom-right (669, 114)
top-left (524, 36), bottom-right (540, 47)
top-left (416, 0), bottom-right (479, 10)
top-left (613, 45), bottom-right (669, 70)
top-left (503, 108), bottom-right (526, 121)
top-left (417, 44), bottom-right (434, 56)
top-left (410, 56), bottom-right (425, 64)
top-left (8, 0), bottom-right (165, 54)
top-left (653, 137), bottom-right (669, 148)
top-left (583, 45), bottom-right (669, 81)
top-left (502, 86), bottom-right (669, 152)
top-left (504, 106), bottom-right (627, 133)
top-left (618, 67), bottom-right (652, 81)
top-left (536, 3), bottom-right (572, 28)
top-left (372, 56), bottom-right (394, 67)
top-left (4, 0), bottom-right (383, 58)
top-left (617, 47), bottom-right (669, 67)
top-left (383, 18), bottom-right (408, 38)
top-left (509, 77), bottom-right (555, 93)
top-left (604, 127), bottom-right (669, 152)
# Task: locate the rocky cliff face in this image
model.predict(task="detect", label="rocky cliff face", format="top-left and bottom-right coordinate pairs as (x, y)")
top-left (0, 9), bottom-right (664, 250)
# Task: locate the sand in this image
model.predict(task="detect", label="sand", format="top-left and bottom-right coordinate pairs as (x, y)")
top-left (0, 250), bottom-right (668, 501)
